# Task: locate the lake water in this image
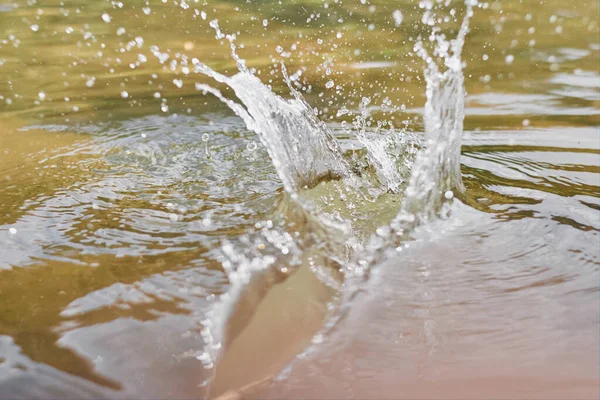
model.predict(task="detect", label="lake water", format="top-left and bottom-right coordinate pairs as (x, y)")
top-left (0, 1), bottom-right (598, 399)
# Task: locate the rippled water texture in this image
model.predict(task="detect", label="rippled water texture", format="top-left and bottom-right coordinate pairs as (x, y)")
top-left (0, 1), bottom-right (599, 399)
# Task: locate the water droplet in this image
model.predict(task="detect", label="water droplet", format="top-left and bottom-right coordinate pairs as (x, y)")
top-left (201, 133), bottom-right (210, 142)
top-left (161, 104), bottom-right (169, 113)
top-left (101, 13), bottom-right (111, 23)
top-left (30, 24), bottom-right (39, 32)
top-left (325, 80), bottom-right (334, 89)
top-left (262, 19), bottom-right (268, 27)
top-left (505, 54), bottom-right (514, 64)
top-left (38, 92), bottom-right (46, 101)
top-left (173, 79), bottom-right (183, 88)
top-left (142, 7), bottom-right (151, 15)
top-left (169, 213), bottom-right (179, 222)
top-left (116, 27), bottom-right (126, 36)
top-left (65, 26), bottom-right (74, 34)
top-left (444, 191), bottom-right (454, 200)
top-left (392, 10), bottom-right (404, 26)
top-left (86, 77), bottom-right (95, 88)
top-left (522, 119), bottom-right (530, 127)
top-left (120, 91), bottom-right (129, 99)
top-left (8, 228), bottom-right (17, 235)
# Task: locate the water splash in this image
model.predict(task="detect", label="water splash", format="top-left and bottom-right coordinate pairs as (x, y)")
top-left (188, 21), bottom-right (354, 197)
top-left (390, 1), bottom-right (474, 235)
top-left (170, 2), bottom-right (475, 390)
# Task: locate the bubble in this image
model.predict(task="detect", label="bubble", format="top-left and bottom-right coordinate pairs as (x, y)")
top-left (444, 191), bottom-right (454, 200)
top-left (325, 80), bottom-right (334, 89)
top-left (247, 141), bottom-right (258, 151)
top-left (101, 13), bottom-right (111, 23)
top-left (201, 133), bottom-right (210, 142)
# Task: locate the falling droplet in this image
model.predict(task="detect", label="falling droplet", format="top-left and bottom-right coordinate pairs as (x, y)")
top-left (101, 13), bottom-right (111, 23)
top-left (392, 10), bottom-right (404, 26)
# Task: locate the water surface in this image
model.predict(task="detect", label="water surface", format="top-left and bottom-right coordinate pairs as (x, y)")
top-left (0, 0), bottom-right (598, 399)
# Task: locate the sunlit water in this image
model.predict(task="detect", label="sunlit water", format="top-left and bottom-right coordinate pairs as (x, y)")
top-left (0, 1), bottom-right (598, 399)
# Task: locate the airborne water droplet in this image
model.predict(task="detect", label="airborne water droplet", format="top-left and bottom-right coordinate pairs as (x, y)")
top-left (101, 13), bottom-right (111, 23)
top-left (392, 10), bottom-right (404, 26)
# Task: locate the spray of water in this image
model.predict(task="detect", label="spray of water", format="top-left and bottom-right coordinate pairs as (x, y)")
top-left (390, 1), bottom-right (474, 237)
top-left (156, 0), bottom-right (475, 389)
